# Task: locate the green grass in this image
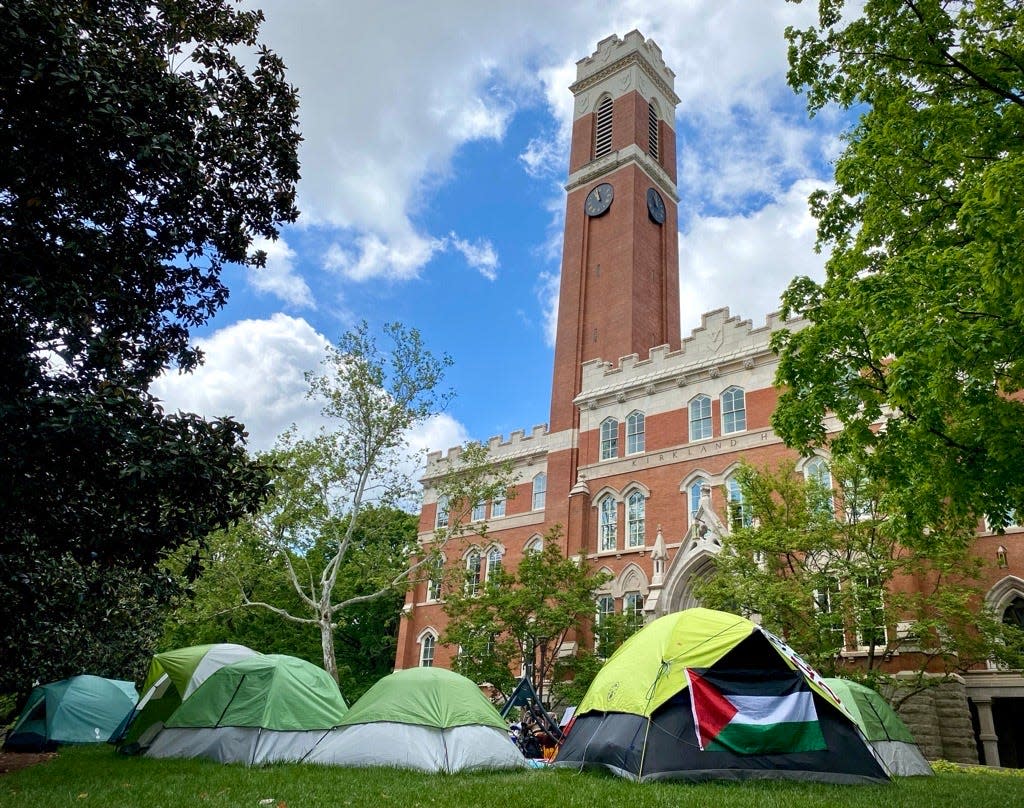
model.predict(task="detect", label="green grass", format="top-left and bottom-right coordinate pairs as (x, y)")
top-left (4, 747), bottom-right (1024, 808)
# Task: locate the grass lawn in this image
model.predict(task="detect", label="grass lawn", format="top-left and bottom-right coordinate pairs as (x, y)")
top-left (4, 747), bottom-right (1024, 808)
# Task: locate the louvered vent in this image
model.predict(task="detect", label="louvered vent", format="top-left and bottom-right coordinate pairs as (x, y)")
top-left (648, 101), bottom-right (659, 161)
top-left (594, 96), bottom-right (613, 158)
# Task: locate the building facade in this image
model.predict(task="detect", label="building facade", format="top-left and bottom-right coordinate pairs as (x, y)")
top-left (393, 31), bottom-right (1024, 767)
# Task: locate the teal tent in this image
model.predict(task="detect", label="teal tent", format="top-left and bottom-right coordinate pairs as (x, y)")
top-left (4, 675), bottom-right (137, 752)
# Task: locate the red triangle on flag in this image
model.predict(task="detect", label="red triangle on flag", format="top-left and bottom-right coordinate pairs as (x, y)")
top-left (687, 669), bottom-right (738, 750)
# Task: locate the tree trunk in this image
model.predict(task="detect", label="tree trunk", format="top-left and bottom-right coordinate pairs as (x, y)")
top-left (320, 615), bottom-right (338, 683)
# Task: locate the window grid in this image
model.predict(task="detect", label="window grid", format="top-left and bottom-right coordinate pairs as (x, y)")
top-left (627, 491), bottom-right (645, 548)
top-left (471, 501), bottom-right (486, 522)
top-left (855, 577), bottom-right (887, 649)
top-left (624, 592), bottom-right (644, 631)
top-left (486, 547), bottom-right (502, 581)
top-left (721, 387), bottom-right (746, 434)
top-left (726, 477), bottom-right (751, 531)
top-left (812, 577), bottom-right (845, 651)
top-left (532, 473), bottom-right (547, 511)
top-left (420, 633), bottom-right (436, 667)
top-left (435, 496), bottom-right (449, 529)
top-left (490, 496), bottom-right (505, 519)
top-left (600, 418), bottom-right (618, 460)
top-left (689, 395), bottom-right (712, 441)
top-left (427, 556), bottom-right (443, 602)
top-left (599, 496), bottom-right (617, 552)
top-left (466, 551), bottom-right (482, 596)
top-left (595, 595), bottom-right (616, 657)
top-left (626, 411), bottom-right (645, 455)
top-left (648, 102), bottom-right (659, 160)
top-left (689, 478), bottom-right (707, 516)
top-left (594, 96), bottom-right (613, 158)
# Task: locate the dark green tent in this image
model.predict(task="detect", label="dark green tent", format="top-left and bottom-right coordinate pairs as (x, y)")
top-left (554, 608), bottom-right (889, 784)
top-left (4, 675), bottom-right (137, 752)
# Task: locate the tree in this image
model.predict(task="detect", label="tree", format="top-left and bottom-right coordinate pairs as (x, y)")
top-left (441, 527), bottom-right (611, 704)
top-left (217, 322), bottom-right (509, 682)
top-left (696, 461), bottom-right (1024, 701)
top-left (164, 504), bottom-right (418, 702)
top-left (0, 0), bottom-right (299, 697)
top-left (774, 1), bottom-right (1024, 537)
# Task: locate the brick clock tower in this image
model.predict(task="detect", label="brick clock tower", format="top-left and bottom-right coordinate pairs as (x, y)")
top-left (546, 31), bottom-right (682, 551)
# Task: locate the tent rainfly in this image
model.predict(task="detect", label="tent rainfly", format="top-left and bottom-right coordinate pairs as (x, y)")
top-left (145, 654), bottom-right (348, 766)
top-left (115, 642), bottom-right (258, 753)
top-left (4, 675), bottom-right (138, 752)
top-left (553, 608), bottom-right (891, 784)
top-left (823, 678), bottom-right (932, 776)
top-left (304, 667), bottom-right (527, 772)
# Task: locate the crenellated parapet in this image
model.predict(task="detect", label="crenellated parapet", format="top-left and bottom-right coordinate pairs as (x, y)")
top-left (575, 308), bottom-right (804, 411)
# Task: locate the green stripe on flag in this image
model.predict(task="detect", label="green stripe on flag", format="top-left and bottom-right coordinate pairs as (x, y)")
top-left (707, 719), bottom-right (826, 755)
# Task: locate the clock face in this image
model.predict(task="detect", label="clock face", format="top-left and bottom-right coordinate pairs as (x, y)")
top-left (647, 187), bottom-right (666, 225)
top-left (585, 183), bottom-right (614, 217)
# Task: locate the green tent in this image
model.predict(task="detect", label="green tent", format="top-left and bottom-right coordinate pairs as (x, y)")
top-left (4, 675), bottom-right (137, 752)
top-left (305, 667), bottom-right (526, 772)
top-left (823, 678), bottom-right (932, 776)
top-left (116, 642), bottom-right (258, 751)
top-left (145, 654), bottom-right (348, 765)
top-left (554, 608), bottom-right (890, 784)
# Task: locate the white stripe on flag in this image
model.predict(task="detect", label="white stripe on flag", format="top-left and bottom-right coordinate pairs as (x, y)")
top-left (725, 691), bottom-right (817, 725)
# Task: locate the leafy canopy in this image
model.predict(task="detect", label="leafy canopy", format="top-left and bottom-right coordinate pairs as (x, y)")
top-left (774, 0), bottom-right (1024, 537)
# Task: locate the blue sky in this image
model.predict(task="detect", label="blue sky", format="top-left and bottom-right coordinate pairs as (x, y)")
top-left (151, 1), bottom-right (853, 466)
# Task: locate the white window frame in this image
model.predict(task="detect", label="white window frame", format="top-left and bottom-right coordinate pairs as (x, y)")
top-left (812, 576), bottom-right (845, 651)
top-left (490, 495), bottom-right (506, 519)
top-left (689, 394), bottom-right (712, 441)
top-left (599, 495), bottom-right (617, 552)
top-left (854, 576), bottom-right (888, 650)
top-left (600, 418), bottom-right (618, 461)
top-left (465, 550), bottom-right (482, 596)
top-left (524, 536), bottom-right (543, 554)
top-left (721, 386), bottom-right (746, 434)
top-left (471, 501), bottom-right (486, 522)
top-left (595, 595), bottom-right (615, 656)
top-left (426, 556), bottom-right (444, 602)
top-left (626, 411), bottom-right (645, 455)
top-left (725, 476), bottom-right (751, 531)
top-left (532, 473), bottom-right (547, 511)
top-left (485, 546), bottom-right (502, 582)
top-left (419, 632), bottom-right (436, 667)
top-left (688, 477), bottom-right (707, 517)
top-left (626, 490), bottom-right (645, 548)
top-left (435, 495), bottom-right (449, 529)
top-left (803, 457), bottom-right (835, 515)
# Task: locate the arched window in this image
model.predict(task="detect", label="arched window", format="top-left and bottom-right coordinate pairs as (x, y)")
top-left (803, 457), bottom-right (834, 515)
top-left (594, 94), bottom-right (613, 158)
top-left (600, 418), bottom-right (618, 460)
top-left (688, 477), bottom-right (708, 517)
top-left (624, 591), bottom-right (644, 631)
top-left (599, 495), bottom-right (617, 552)
top-left (626, 411), bottom-right (645, 455)
top-left (648, 99), bottom-right (659, 161)
top-left (689, 394), bottom-right (711, 441)
top-left (532, 472), bottom-right (547, 510)
top-left (435, 495), bottom-right (449, 529)
top-left (466, 550), bottom-right (482, 596)
top-left (426, 555), bottom-right (444, 601)
top-left (1003, 597), bottom-right (1024, 629)
top-left (486, 546), bottom-right (502, 581)
top-left (419, 631), bottom-right (436, 667)
top-left (726, 476), bottom-right (751, 531)
top-left (524, 535), bottom-right (543, 554)
top-left (721, 386), bottom-right (746, 434)
top-left (627, 490), bottom-right (646, 548)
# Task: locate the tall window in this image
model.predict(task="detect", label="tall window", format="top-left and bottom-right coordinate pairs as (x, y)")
top-left (626, 411), bottom-right (645, 455)
top-left (627, 491), bottom-right (646, 548)
top-left (471, 501), bottom-right (486, 522)
top-left (595, 595), bottom-right (615, 657)
top-left (855, 577), bottom-right (887, 649)
top-left (486, 546), bottom-right (502, 581)
top-left (532, 473), bottom-right (547, 510)
top-left (466, 550), bottom-right (482, 596)
top-left (689, 395), bottom-right (712, 440)
top-left (721, 386), bottom-right (746, 434)
top-left (600, 418), bottom-right (618, 460)
top-left (726, 476), bottom-right (751, 531)
top-left (599, 495), bottom-right (617, 552)
top-left (647, 100), bottom-right (659, 161)
top-left (435, 495), bottom-right (449, 529)
top-left (688, 478), bottom-right (708, 517)
top-left (803, 457), bottom-right (834, 515)
top-left (427, 556), bottom-right (444, 602)
top-left (419, 632), bottom-right (436, 667)
top-left (594, 95), bottom-right (613, 158)
top-left (812, 576), bottom-right (845, 651)
top-left (490, 495), bottom-right (505, 519)
top-left (624, 592), bottom-right (644, 631)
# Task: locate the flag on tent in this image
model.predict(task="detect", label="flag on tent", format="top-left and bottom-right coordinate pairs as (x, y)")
top-left (686, 668), bottom-right (826, 755)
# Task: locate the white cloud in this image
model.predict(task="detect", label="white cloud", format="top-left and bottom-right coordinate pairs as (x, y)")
top-left (678, 178), bottom-right (830, 331)
top-left (151, 314), bottom-right (330, 452)
top-left (248, 236), bottom-right (314, 308)
top-left (446, 233), bottom-right (499, 280)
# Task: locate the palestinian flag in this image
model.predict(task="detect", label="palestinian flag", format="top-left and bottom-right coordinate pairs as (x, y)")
top-left (686, 668), bottom-right (827, 755)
